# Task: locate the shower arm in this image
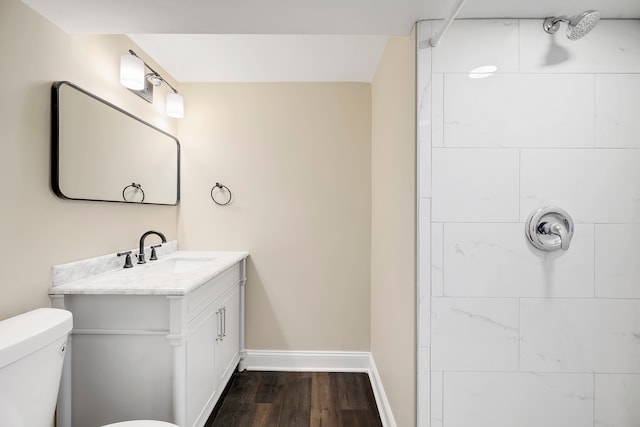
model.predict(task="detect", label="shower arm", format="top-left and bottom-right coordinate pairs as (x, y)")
top-left (543, 15), bottom-right (570, 34)
top-left (429, 0), bottom-right (467, 47)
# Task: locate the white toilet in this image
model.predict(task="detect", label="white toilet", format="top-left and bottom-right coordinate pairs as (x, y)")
top-left (0, 308), bottom-right (179, 427)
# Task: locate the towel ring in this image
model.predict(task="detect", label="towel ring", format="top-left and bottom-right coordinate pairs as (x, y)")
top-left (211, 182), bottom-right (232, 206)
top-left (122, 182), bottom-right (145, 203)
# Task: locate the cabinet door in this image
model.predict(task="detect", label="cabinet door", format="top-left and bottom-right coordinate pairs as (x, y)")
top-left (186, 310), bottom-right (217, 427)
top-left (216, 284), bottom-right (240, 386)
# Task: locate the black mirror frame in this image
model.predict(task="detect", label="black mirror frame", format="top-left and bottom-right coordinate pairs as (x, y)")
top-left (51, 81), bottom-right (181, 206)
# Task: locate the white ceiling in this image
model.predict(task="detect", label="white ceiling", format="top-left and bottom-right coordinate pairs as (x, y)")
top-left (127, 34), bottom-right (390, 83)
top-left (21, 0), bottom-right (640, 82)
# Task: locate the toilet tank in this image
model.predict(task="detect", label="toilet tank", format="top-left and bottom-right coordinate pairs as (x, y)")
top-left (0, 308), bottom-right (72, 427)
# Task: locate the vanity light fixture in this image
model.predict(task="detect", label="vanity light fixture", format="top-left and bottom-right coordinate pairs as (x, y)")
top-left (120, 49), bottom-right (184, 118)
top-left (166, 92), bottom-right (184, 118)
top-left (120, 54), bottom-right (145, 90)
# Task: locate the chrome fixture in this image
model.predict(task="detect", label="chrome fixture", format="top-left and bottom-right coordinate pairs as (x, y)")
top-left (137, 230), bottom-right (167, 264)
top-left (525, 207), bottom-right (574, 252)
top-left (543, 10), bottom-right (600, 41)
top-left (120, 50), bottom-right (184, 118)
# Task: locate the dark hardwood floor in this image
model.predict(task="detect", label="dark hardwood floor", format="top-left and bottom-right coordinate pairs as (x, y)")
top-left (205, 371), bottom-right (383, 427)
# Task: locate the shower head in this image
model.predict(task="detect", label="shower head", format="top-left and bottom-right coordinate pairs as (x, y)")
top-left (543, 10), bottom-right (600, 40)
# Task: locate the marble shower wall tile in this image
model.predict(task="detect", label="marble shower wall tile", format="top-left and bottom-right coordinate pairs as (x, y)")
top-left (431, 222), bottom-right (444, 297)
top-left (520, 149), bottom-right (640, 224)
top-left (418, 109), bottom-right (432, 199)
top-left (431, 297), bottom-right (518, 371)
top-left (519, 20), bottom-right (640, 74)
top-left (443, 74), bottom-right (595, 148)
top-left (430, 371), bottom-right (443, 427)
top-left (520, 299), bottom-right (640, 373)
top-left (417, 21), bottom-right (433, 198)
top-left (432, 19), bottom-right (519, 73)
top-left (595, 224), bottom-right (640, 298)
top-left (432, 148), bottom-right (519, 222)
top-left (418, 198), bottom-right (431, 348)
top-left (417, 347), bottom-right (431, 427)
top-left (595, 74), bottom-right (640, 148)
top-left (443, 372), bottom-right (593, 427)
top-left (595, 374), bottom-right (640, 427)
top-left (417, 22), bottom-right (432, 427)
top-left (443, 223), bottom-right (594, 297)
top-left (431, 74), bottom-right (444, 148)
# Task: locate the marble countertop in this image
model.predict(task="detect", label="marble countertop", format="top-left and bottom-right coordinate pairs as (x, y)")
top-left (49, 250), bottom-right (249, 296)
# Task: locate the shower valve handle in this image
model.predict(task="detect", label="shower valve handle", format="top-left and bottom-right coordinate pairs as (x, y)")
top-left (538, 221), bottom-right (570, 250)
top-left (526, 207), bottom-right (574, 252)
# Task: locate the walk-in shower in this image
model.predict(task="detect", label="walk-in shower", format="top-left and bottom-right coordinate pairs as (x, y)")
top-left (543, 10), bottom-right (600, 40)
top-left (416, 8), bottom-right (640, 427)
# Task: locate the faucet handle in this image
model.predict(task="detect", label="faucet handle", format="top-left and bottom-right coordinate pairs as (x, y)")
top-left (117, 251), bottom-right (134, 269)
top-left (150, 244), bottom-right (162, 261)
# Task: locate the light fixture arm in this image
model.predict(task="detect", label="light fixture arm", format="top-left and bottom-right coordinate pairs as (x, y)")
top-left (128, 49), bottom-right (178, 94)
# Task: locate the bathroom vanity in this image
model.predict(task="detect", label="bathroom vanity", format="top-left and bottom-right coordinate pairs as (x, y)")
top-left (49, 248), bottom-right (248, 427)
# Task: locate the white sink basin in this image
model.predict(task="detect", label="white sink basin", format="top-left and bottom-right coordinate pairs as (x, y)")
top-left (147, 257), bottom-right (217, 274)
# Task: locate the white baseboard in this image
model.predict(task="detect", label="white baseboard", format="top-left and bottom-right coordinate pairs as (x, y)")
top-left (242, 350), bottom-right (396, 427)
top-left (243, 349), bottom-right (370, 372)
top-left (368, 354), bottom-right (397, 427)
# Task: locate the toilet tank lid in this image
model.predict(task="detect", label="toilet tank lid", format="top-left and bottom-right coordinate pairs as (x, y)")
top-left (0, 308), bottom-right (72, 369)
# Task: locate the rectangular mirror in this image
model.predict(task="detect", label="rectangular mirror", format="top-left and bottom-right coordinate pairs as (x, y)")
top-left (52, 81), bottom-right (180, 205)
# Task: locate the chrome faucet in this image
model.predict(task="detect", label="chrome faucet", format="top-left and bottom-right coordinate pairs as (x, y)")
top-left (137, 230), bottom-right (167, 264)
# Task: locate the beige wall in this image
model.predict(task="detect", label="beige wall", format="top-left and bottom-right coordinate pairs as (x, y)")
top-left (177, 83), bottom-right (372, 351)
top-left (4, 2), bottom-right (417, 422)
top-left (371, 34), bottom-right (417, 426)
top-left (0, 0), bottom-right (179, 319)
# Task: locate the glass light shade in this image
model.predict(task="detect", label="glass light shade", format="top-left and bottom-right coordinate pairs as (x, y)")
top-left (166, 92), bottom-right (184, 118)
top-left (120, 55), bottom-right (145, 90)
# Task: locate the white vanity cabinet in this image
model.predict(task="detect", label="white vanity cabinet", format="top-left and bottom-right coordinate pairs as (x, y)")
top-left (216, 284), bottom-right (241, 384)
top-left (181, 263), bottom-right (243, 427)
top-left (49, 252), bottom-right (248, 427)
